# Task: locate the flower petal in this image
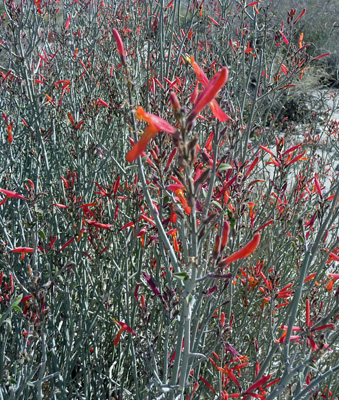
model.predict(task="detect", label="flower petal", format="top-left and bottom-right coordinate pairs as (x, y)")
top-left (126, 125), bottom-right (158, 162)
top-left (135, 107), bottom-right (176, 133)
top-left (188, 67), bottom-right (229, 121)
top-left (209, 99), bottom-right (232, 121)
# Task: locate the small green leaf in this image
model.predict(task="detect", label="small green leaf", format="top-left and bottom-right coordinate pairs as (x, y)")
top-left (227, 209), bottom-right (236, 231)
top-left (218, 163), bottom-right (232, 171)
top-left (298, 236), bottom-right (305, 244)
top-left (5, 318), bottom-right (12, 330)
top-left (12, 305), bottom-right (22, 313)
top-left (173, 272), bottom-right (189, 281)
top-left (13, 294), bottom-right (23, 307)
top-left (38, 230), bottom-right (46, 240)
top-left (211, 201), bottom-right (222, 210)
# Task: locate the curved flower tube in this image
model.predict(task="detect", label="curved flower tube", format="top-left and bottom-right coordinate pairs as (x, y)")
top-left (126, 107), bottom-right (177, 162)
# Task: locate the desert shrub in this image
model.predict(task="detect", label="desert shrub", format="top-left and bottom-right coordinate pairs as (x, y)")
top-left (0, 0), bottom-right (339, 399)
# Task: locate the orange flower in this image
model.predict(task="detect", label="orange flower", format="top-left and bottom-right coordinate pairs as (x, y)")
top-left (67, 112), bottom-right (75, 126)
top-left (220, 233), bottom-right (261, 265)
top-left (188, 56), bottom-right (231, 122)
top-left (298, 33), bottom-right (304, 49)
top-left (45, 94), bottom-right (55, 105)
top-left (244, 42), bottom-right (254, 55)
top-left (175, 189), bottom-right (191, 215)
top-left (169, 205), bottom-right (177, 223)
top-left (7, 124), bottom-right (13, 143)
top-left (168, 229), bottom-right (179, 252)
top-left (167, 184), bottom-right (191, 215)
top-left (126, 107), bottom-right (176, 162)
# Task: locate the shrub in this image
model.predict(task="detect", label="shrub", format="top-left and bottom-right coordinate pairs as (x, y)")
top-left (1, 0), bottom-right (339, 399)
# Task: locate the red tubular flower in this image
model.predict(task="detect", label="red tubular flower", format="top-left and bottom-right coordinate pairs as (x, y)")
top-left (244, 42), bottom-right (254, 54)
top-left (312, 53), bottom-right (330, 61)
top-left (212, 236), bottom-right (221, 259)
top-left (169, 91), bottom-right (181, 115)
top-left (114, 203), bottom-right (119, 220)
top-left (188, 56), bottom-right (231, 122)
top-left (135, 106), bottom-right (176, 132)
top-left (112, 28), bottom-right (126, 61)
top-left (126, 126), bottom-right (157, 161)
top-left (256, 219), bottom-right (274, 232)
top-left (165, 148), bottom-right (177, 172)
top-left (264, 378), bottom-right (281, 389)
top-left (64, 15), bottom-right (71, 30)
top-left (190, 81), bottom-right (199, 104)
top-left (244, 375), bottom-right (271, 397)
top-left (314, 173), bottom-right (322, 198)
top-left (285, 151), bottom-right (307, 166)
top-left (59, 237), bottom-right (75, 252)
top-left (34, 0), bottom-right (42, 14)
top-left (126, 107), bottom-right (177, 162)
top-left (199, 376), bottom-right (216, 393)
top-left (244, 155), bottom-right (260, 179)
top-left (0, 188), bottom-right (27, 207)
top-left (86, 220), bottom-right (113, 230)
top-left (169, 205), bottom-right (177, 223)
top-left (53, 203), bottom-right (69, 209)
top-left (188, 67), bottom-right (229, 122)
top-left (294, 8), bottom-right (306, 24)
top-left (209, 357), bottom-right (241, 389)
top-left (20, 294), bottom-right (34, 303)
top-left (142, 271), bottom-right (166, 305)
top-left (113, 319), bottom-right (136, 346)
top-left (140, 295), bottom-right (146, 309)
top-left (307, 336), bottom-right (318, 351)
top-left (280, 31), bottom-right (289, 46)
top-left (311, 323), bottom-right (334, 332)
top-left (220, 312), bottom-right (225, 327)
top-left (189, 56), bottom-right (209, 85)
top-left (167, 184), bottom-right (191, 215)
top-left (7, 124), bottom-right (13, 143)
top-left (168, 229), bottom-right (179, 252)
top-left (10, 247), bottom-right (34, 260)
top-left (120, 221), bottom-right (135, 230)
top-left (67, 112), bottom-right (75, 126)
top-left (220, 233), bottom-right (261, 265)
top-left (10, 247), bottom-right (33, 253)
top-left (97, 98), bottom-right (110, 108)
